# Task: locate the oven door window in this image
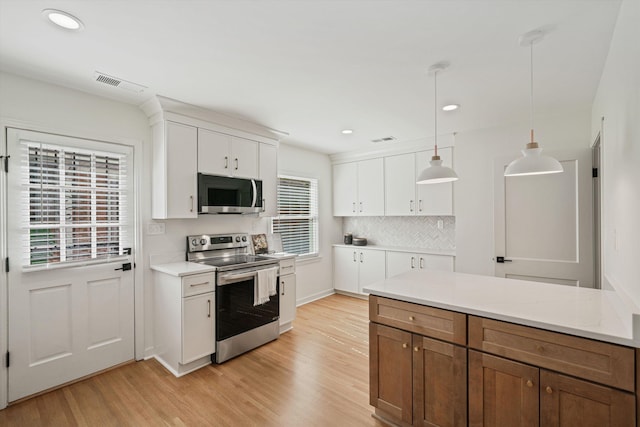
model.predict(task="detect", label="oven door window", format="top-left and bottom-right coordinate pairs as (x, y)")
top-left (216, 276), bottom-right (279, 341)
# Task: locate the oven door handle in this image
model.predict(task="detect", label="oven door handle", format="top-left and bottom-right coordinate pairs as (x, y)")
top-left (251, 179), bottom-right (257, 208)
top-left (218, 271), bottom-right (257, 286)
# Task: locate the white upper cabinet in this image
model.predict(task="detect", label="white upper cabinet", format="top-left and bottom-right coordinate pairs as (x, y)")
top-left (259, 143), bottom-right (278, 217)
top-left (152, 120), bottom-right (198, 219)
top-left (415, 147), bottom-right (453, 216)
top-left (385, 153), bottom-right (417, 216)
top-left (198, 128), bottom-right (258, 179)
top-left (333, 159), bottom-right (384, 216)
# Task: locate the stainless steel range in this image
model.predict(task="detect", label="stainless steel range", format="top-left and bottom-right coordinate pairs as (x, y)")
top-left (187, 233), bottom-right (280, 363)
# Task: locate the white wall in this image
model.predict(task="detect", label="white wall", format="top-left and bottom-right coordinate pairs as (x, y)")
top-left (454, 109), bottom-right (592, 276)
top-left (278, 143), bottom-right (342, 304)
top-left (591, 0), bottom-right (640, 309)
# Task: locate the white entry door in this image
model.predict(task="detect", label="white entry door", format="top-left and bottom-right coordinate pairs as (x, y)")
top-left (6, 128), bottom-right (135, 402)
top-left (494, 148), bottom-right (593, 287)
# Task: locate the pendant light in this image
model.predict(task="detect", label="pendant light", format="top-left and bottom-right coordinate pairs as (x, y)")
top-left (417, 62), bottom-right (459, 184)
top-left (504, 30), bottom-right (563, 176)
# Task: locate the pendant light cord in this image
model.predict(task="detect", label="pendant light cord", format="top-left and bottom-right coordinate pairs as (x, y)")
top-left (434, 69), bottom-right (438, 157)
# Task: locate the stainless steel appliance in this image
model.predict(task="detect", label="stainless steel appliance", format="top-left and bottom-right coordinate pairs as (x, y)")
top-left (197, 173), bottom-right (263, 214)
top-left (187, 233), bottom-right (280, 363)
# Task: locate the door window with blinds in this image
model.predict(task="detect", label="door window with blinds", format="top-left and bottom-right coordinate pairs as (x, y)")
top-left (271, 175), bottom-right (318, 257)
top-left (21, 140), bottom-right (129, 267)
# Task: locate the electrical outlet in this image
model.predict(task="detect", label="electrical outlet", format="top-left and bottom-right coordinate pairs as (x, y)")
top-left (147, 222), bottom-right (165, 235)
top-left (437, 219), bottom-right (444, 230)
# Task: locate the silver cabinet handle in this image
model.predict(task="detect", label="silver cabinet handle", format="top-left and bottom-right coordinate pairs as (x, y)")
top-left (207, 299), bottom-right (211, 318)
top-left (281, 281), bottom-right (285, 296)
top-left (190, 195), bottom-right (194, 212)
top-left (359, 202), bottom-right (363, 212)
top-left (190, 282), bottom-right (209, 288)
top-left (224, 156), bottom-right (229, 169)
top-left (353, 251), bottom-right (357, 262)
top-left (410, 200), bottom-right (414, 212)
top-left (360, 252), bottom-right (364, 263)
top-left (352, 202), bottom-right (356, 213)
top-left (262, 198), bottom-right (266, 212)
top-left (419, 257), bottom-right (424, 269)
top-left (411, 256), bottom-right (415, 269)
top-left (419, 200), bottom-right (423, 212)
top-left (235, 158), bottom-right (239, 170)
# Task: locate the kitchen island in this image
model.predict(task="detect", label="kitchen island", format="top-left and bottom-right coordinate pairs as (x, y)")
top-left (364, 270), bottom-right (639, 426)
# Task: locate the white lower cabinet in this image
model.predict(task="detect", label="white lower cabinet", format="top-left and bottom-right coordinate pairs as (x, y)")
top-left (278, 257), bottom-right (297, 333)
top-left (154, 271), bottom-right (215, 377)
top-left (333, 246), bottom-right (386, 295)
top-left (386, 251), bottom-right (454, 278)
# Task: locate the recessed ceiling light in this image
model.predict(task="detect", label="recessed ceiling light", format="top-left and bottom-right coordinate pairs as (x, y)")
top-left (42, 9), bottom-right (84, 31)
top-left (442, 104), bottom-right (459, 111)
top-left (341, 129), bottom-right (354, 135)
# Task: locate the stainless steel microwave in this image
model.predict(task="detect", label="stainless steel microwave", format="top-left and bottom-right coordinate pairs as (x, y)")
top-left (197, 173), bottom-right (263, 214)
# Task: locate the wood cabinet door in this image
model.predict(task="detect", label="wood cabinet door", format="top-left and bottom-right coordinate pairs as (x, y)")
top-left (198, 128), bottom-right (232, 176)
top-left (333, 162), bottom-right (358, 216)
top-left (165, 121), bottom-right (198, 218)
top-left (540, 370), bottom-right (635, 427)
top-left (370, 323), bottom-right (413, 425)
top-left (385, 153), bottom-right (416, 216)
top-left (416, 147), bottom-right (453, 215)
top-left (358, 249), bottom-right (386, 294)
top-left (333, 247), bottom-right (359, 293)
top-left (469, 350), bottom-right (539, 427)
top-left (357, 158), bottom-right (385, 215)
top-left (181, 292), bottom-right (215, 364)
top-left (231, 136), bottom-right (258, 178)
top-left (413, 335), bottom-right (467, 427)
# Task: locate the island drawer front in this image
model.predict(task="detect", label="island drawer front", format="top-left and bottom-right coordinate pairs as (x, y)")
top-left (468, 316), bottom-right (635, 392)
top-left (182, 272), bottom-right (215, 297)
top-left (369, 296), bottom-right (466, 345)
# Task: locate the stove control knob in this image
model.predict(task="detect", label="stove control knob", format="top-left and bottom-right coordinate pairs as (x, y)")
top-left (191, 239), bottom-right (198, 246)
top-left (235, 236), bottom-right (241, 242)
top-left (241, 236), bottom-right (247, 242)
top-left (200, 238), bottom-right (207, 245)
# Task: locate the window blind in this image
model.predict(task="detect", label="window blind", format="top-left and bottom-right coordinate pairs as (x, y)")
top-left (271, 175), bottom-right (318, 257)
top-left (22, 141), bottom-right (128, 267)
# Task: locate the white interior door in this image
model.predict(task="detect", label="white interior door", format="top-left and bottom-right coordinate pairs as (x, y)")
top-left (6, 128), bottom-right (135, 402)
top-left (494, 148), bottom-right (593, 287)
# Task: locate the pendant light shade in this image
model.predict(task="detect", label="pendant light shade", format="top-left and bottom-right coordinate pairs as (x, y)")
top-left (505, 30), bottom-right (563, 177)
top-left (417, 62), bottom-right (459, 185)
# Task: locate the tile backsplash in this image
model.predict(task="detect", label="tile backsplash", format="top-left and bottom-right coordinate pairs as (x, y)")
top-left (342, 216), bottom-right (455, 250)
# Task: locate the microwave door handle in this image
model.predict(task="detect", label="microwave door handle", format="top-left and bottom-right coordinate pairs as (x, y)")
top-left (251, 179), bottom-right (257, 207)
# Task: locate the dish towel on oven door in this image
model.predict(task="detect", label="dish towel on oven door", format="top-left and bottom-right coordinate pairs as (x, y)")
top-left (254, 267), bottom-right (278, 306)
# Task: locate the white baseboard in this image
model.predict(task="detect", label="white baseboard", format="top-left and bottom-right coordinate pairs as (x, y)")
top-left (296, 289), bottom-right (335, 306)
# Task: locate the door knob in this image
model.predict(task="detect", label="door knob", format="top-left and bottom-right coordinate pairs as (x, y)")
top-left (496, 256), bottom-right (512, 263)
top-left (114, 262), bottom-right (132, 271)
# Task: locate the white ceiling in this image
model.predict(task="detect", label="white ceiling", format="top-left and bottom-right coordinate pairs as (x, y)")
top-left (0, 0), bottom-right (621, 154)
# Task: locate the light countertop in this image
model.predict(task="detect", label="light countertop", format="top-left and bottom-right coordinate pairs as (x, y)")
top-left (150, 262), bottom-right (216, 277)
top-left (333, 244), bottom-right (455, 257)
top-left (363, 270), bottom-right (639, 347)
top-left (260, 252), bottom-right (298, 260)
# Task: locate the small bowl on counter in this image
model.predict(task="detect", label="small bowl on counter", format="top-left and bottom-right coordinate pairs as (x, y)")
top-left (352, 237), bottom-right (368, 246)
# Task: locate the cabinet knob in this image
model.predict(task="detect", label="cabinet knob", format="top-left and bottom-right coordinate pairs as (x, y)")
top-left (409, 316), bottom-right (415, 321)
top-left (526, 380), bottom-right (533, 388)
top-left (402, 343), bottom-right (408, 349)
top-left (546, 386), bottom-right (553, 394)
top-left (414, 346), bottom-right (420, 352)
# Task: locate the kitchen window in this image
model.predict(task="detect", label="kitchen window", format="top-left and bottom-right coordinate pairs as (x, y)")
top-left (271, 175), bottom-right (318, 257)
top-left (22, 141), bottom-right (128, 267)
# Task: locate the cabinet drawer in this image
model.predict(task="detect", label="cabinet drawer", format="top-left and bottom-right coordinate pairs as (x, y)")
top-left (182, 273), bottom-right (215, 297)
top-left (279, 258), bottom-right (296, 276)
top-left (370, 296), bottom-right (466, 345)
top-left (468, 316), bottom-right (635, 391)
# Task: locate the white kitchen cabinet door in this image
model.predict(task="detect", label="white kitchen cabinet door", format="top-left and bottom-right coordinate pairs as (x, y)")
top-left (279, 273), bottom-right (296, 328)
top-left (415, 147), bottom-right (454, 215)
top-left (156, 121), bottom-right (197, 219)
top-left (358, 158), bottom-right (385, 216)
top-left (358, 249), bottom-right (386, 294)
top-left (259, 143), bottom-right (278, 217)
top-left (231, 136), bottom-right (258, 178)
top-left (386, 251), bottom-right (420, 278)
top-left (181, 292), bottom-right (215, 364)
top-left (333, 162), bottom-right (358, 216)
top-left (333, 246), bottom-right (359, 293)
top-left (385, 153), bottom-right (416, 216)
top-left (198, 128), bottom-right (232, 176)
top-left (421, 254), bottom-right (454, 272)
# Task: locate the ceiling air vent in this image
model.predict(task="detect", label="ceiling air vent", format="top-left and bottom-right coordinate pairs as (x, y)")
top-left (94, 71), bottom-right (147, 93)
top-left (371, 136), bottom-right (397, 143)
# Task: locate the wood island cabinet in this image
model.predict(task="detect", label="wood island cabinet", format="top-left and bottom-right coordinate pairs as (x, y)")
top-left (369, 296), bottom-right (638, 427)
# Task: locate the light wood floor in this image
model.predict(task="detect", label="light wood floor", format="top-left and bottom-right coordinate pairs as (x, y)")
top-left (0, 294), bottom-right (385, 426)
